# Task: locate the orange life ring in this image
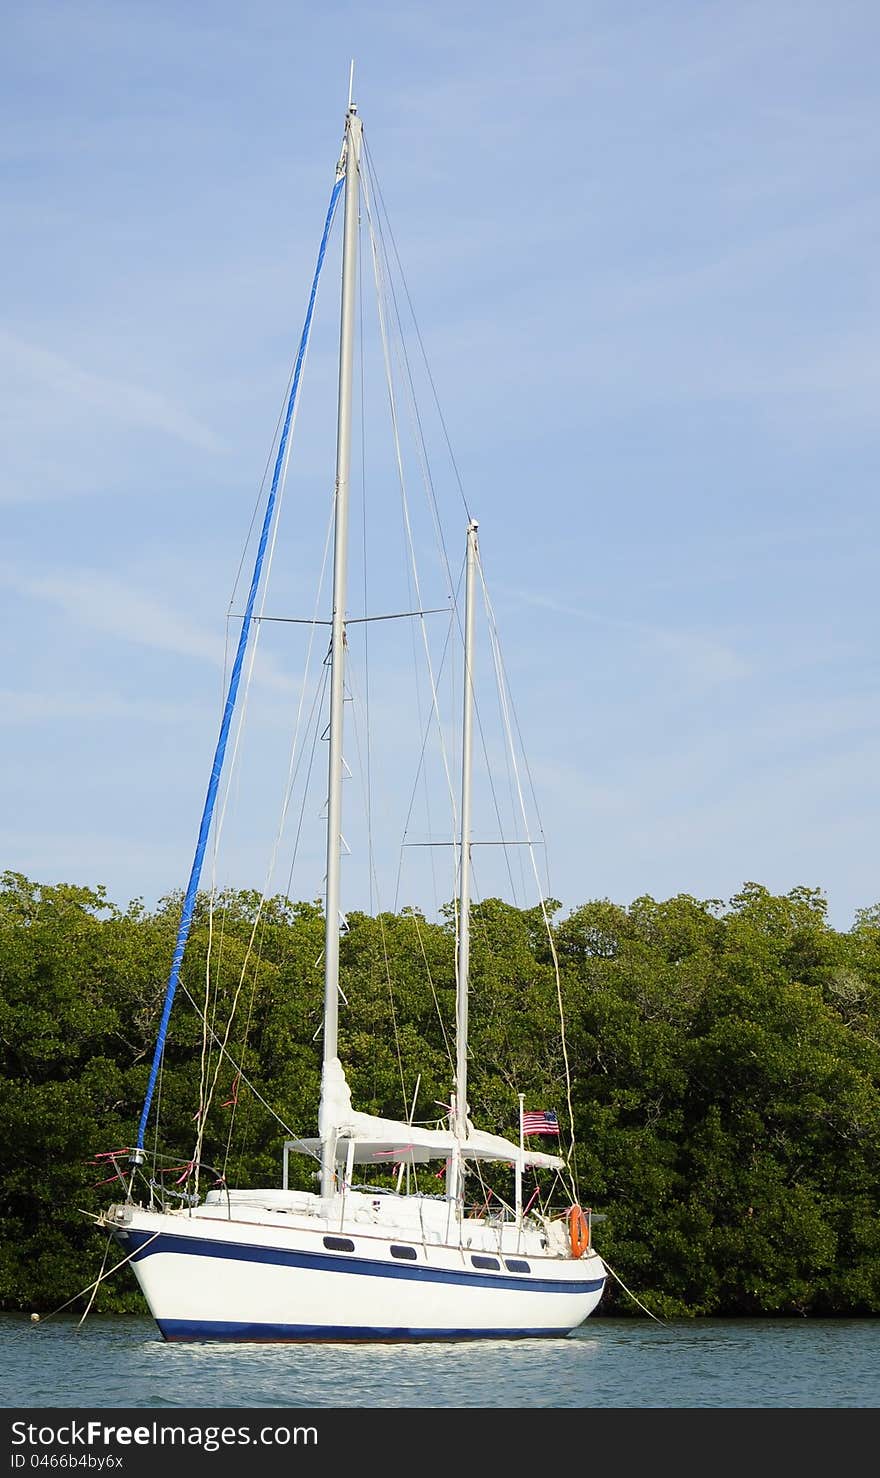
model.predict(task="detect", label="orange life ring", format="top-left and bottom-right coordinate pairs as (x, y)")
top-left (568, 1204), bottom-right (590, 1258)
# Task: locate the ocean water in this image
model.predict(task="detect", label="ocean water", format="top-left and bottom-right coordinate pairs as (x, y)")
top-left (0, 1313), bottom-right (877, 1409)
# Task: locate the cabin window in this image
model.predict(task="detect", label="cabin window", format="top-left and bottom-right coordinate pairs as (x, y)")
top-left (323, 1236), bottom-right (355, 1252)
top-left (471, 1254), bottom-right (500, 1270)
top-left (505, 1258), bottom-right (531, 1273)
top-left (390, 1244), bottom-right (417, 1260)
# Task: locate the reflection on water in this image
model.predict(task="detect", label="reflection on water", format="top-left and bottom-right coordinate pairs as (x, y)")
top-left (1, 1315), bottom-right (877, 1408)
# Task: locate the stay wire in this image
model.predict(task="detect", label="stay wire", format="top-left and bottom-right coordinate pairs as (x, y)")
top-left (478, 555), bottom-right (579, 1198)
top-left (362, 133), bottom-right (472, 526)
top-left (361, 164), bottom-right (459, 835)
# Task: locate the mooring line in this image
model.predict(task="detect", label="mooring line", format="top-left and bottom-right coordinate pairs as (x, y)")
top-left (602, 1254), bottom-right (667, 1324)
top-left (77, 1234), bottom-right (112, 1325)
top-left (31, 1229), bottom-right (162, 1326)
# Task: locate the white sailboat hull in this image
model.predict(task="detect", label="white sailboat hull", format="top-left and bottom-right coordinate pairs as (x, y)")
top-left (108, 1201), bottom-right (606, 1341)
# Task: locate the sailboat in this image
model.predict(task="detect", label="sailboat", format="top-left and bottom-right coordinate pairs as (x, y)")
top-left (98, 93), bottom-right (607, 1341)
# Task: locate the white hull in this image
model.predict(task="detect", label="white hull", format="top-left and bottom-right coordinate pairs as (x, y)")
top-left (105, 1193), bottom-right (606, 1341)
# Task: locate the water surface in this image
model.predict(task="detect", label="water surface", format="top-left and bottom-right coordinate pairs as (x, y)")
top-left (1, 1314), bottom-right (876, 1408)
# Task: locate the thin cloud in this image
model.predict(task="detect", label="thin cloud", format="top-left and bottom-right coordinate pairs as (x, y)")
top-left (0, 328), bottom-right (219, 452)
top-left (0, 563), bottom-right (296, 692)
top-left (511, 587), bottom-right (752, 685)
top-left (4, 565), bottom-right (224, 665)
top-left (0, 688), bottom-right (205, 725)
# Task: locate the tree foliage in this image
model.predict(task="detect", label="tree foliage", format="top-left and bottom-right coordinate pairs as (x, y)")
top-left (1, 871), bottom-right (879, 1317)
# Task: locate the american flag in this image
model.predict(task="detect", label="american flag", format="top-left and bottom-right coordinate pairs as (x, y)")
top-left (522, 1108), bottom-right (560, 1137)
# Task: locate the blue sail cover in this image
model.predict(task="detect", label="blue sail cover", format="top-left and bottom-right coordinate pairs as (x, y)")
top-left (135, 175), bottom-right (345, 1154)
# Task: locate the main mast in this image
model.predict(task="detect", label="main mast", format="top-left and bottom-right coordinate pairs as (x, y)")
top-left (320, 101), bottom-right (362, 1198)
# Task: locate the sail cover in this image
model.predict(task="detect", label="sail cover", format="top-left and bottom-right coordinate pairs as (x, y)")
top-left (287, 1125), bottom-right (563, 1170)
top-left (298, 1058), bottom-right (564, 1169)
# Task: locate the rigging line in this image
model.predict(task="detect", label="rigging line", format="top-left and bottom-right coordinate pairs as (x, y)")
top-left (221, 905), bottom-right (268, 1181)
top-left (210, 215), bottom-right (337, 928)
top-left (223, 118), bottom-right (355, 621)
top-left (479, 563), bottom-right (556, 902)
top-left (345, 651), bottom-right (414, 1111)
top-left (134, 173), bottom-right (344, 1154)
top-left (468, 663), bottom-right (521, 904)
top-left (458, 617), bottom-right (521, 903)
top-left (200, 192), bottom-right (342, 1175)
top-left (209, 241), bottom-right (318, 877)
top-left (391, 578), bottom-right (462, 913)
top-left (195, 501), bottom-right (335, 1184)
top-left (362, 135), bottom-right (472, 528)
top-left (364, 169), bottom-right (519, 914)
top-left (151, 1048), bottom-right (163, 1173)
top-left (245, 483), bottom-right (337, 908)
top-left (212, 630), bottom-right (237, 1099)
top-left (364, 604), bottom-right (457, 1069)
top-left (201, 857), bottom-right (229, 1169)
top-left (208, 155), bottom-right (344, 951)
top-left (203, 895), bottom-right (235, 1160)
top-left (267, 495), bottom-right (337, 882)
top-left (200, 252), bottom-right (329, 1176)
top-left (478, 559), bottom-right (578, 1199)
top-left (363, 151), bottom-right (459, 639)
top-left (458, 557), bottom-right (522, 902)
top-left (365, 156), bottom-right (502, 932)
top-left (284, 659), bottom-right (331, 905)
top-left (375, 479), bottom-right (521, 907)
top-left (193, 905), bottom-right (263, 1188)
top-left (362, 171), bottom-right (459, 899)
top-left (363, 197), bottom-right (471, 929)
top-left (466, 654), bottom-right (521, 902)
top-left (221, 492), bottom-right (334, 977)
top-left (468, 859), bottom-right (528, 1103)
top-left (225, 345), bottom-right (300, 616)
top-left (411, 906), bottom-right (455, 1071)
top-left (199, 912), bottom-right (214, 1141)
top-left (378, 914), bottom-right (407, 1116)
top-left (361, 186), bottom-right (441, 919)
top-left (374, 253), bottom-right (456, 608)
top-left (467, 862), bottom-right (501, 981)
top-left (361, 160), bottom-right (456, 809)
top-left (173, 974), bottom-right (313, 1151)
top-left (364, 152), bottom-right (520, 921)
top-left (474, 573), bottom-right (530, 910)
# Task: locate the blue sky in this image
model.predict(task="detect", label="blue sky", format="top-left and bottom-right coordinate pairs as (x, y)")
top-left (3, 0), bottom-right (879, 930)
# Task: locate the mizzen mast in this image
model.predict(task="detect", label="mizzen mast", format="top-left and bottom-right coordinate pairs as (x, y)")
top-left (450, 519), bottom-right (479, 1196)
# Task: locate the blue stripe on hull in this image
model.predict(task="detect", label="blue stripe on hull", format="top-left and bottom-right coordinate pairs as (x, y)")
top-left (126, 1230), bottom-right (604, 1296)
top-left (158, 1320), bottom-right (571, 1342)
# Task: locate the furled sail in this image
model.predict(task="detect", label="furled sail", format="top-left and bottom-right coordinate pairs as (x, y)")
top-left (304, 1057), bottom-right (563, 1169)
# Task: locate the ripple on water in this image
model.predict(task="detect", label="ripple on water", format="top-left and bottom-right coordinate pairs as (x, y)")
top-left (1, 1315), bottom-right (878, 1409)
